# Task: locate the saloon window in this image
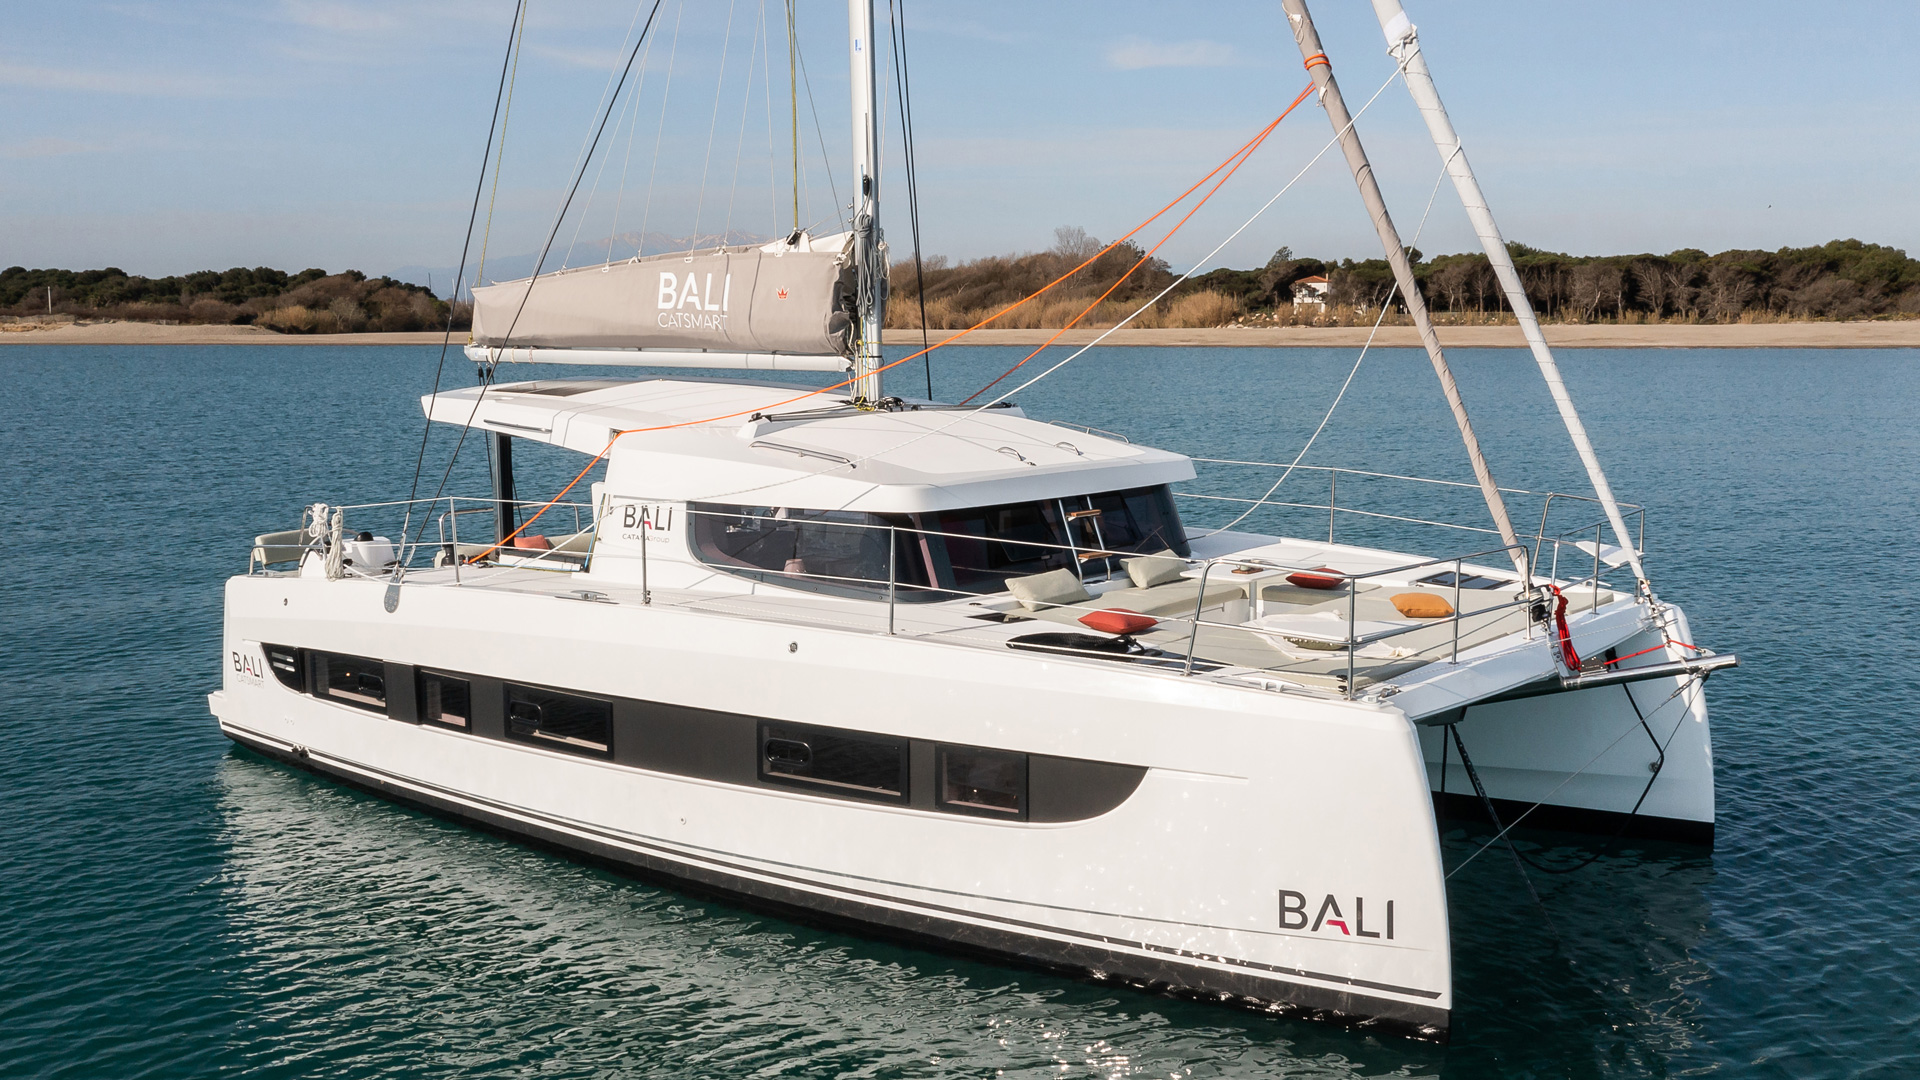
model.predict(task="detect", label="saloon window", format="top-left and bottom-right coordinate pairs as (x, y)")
top-left (930, 485), bottom-right (1190, 592)
top-left (759, 722), bottom-right (907, 803)
top-left (504, 684), bottom-right (612, 757)
top-left (937, 746), bottom-right (1028, 819)
top-left (418, 670), bottom-right (472, 731)
top-left (933, 500), bottom-right (1073, 591)
top-left (313, 652), bottom-right (388, 714)
top-left (690, 504), bottom-right (934, 601)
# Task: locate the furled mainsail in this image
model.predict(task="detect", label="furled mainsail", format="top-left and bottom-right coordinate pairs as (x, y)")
top-left (471, 232), bottom-right (856, 356)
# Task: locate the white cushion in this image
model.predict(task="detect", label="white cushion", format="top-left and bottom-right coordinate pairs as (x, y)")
top-left (1124, 550), bottom-right (1188, 589)
top-left (1006, 568), bottom-right (1093, 610)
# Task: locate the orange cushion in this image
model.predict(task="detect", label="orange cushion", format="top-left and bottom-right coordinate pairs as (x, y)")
top-left (1078, 608), bottom-right (1158, 636)
top-left (511, 534), bottom-right (553, 550)
top-left (1287, 567), bottom-right (1345, 590)
top-left (1391, 592), bottom-right (1455, 618)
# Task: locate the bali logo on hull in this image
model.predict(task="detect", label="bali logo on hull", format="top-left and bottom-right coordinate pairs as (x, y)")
top-left (1278, 891), bottom-right (1395, 939)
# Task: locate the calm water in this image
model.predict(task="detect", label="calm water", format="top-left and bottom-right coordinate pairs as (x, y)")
top-left (2, 343), bottom-right (1916, 1078)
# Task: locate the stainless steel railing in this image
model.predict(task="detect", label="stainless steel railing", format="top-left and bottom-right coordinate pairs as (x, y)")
top-left (245, 479), bottom-right (1626, 699)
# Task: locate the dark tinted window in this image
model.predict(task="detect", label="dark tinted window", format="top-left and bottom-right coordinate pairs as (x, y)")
top-left (264, 645), bottom-right (304, 691)
top-left (690, 504), bottom-right (933, 600)
top-left (418, 670), bottom-right (472, 730)
top-left (1081, 485), bottom-right (1189, 558)
top-left (938, 746), bottom-right (1028, 819)
top-left (505, 685), bottom-right (612, 757)
top-left (315, 652), bottom-right (387, 713)
top-left (933, 500), bottom-right (1073, 590)
top-left (759, 722), bottom-right (907, 802)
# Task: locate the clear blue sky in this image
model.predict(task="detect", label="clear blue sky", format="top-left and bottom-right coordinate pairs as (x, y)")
top-left (4, 0), bottom-right (1916, 287)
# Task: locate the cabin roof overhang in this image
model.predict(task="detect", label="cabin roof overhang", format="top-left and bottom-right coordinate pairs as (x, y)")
top-left (423, 377), bottom-right (1195, 514)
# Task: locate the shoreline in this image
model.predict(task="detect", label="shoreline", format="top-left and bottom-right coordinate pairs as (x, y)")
top-left (3, 319), bottom-right (1919, 348)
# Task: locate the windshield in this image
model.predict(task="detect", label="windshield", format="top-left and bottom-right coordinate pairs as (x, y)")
top-left (689, 485), bottom-right (1187, 601)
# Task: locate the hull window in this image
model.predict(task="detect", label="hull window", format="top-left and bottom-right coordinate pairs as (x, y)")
top-left (759, 722), bottom-right (907, 803)
top-left (505, 685), bottom-right (612, 758)
top-left (315, 652), bottom-right (388, 714)
top-left (419, 671), bottom-right (472, 731)
top-left (937, 745), bottom-right (1028, 819)
top-left (263, 645), bottom-right (305, 692)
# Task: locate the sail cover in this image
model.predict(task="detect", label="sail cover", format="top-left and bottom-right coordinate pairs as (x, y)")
top-left (471, 232), bottom-right (855, 356)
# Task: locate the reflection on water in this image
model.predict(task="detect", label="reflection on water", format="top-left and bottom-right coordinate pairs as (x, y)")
top-left (214, 751), bottom-right (1452, 1078)
top-left (213, 746), bottom-right (1725, 1078)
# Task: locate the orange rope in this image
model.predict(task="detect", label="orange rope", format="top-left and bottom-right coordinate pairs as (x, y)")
top-left (467, 97), bottom-right (1315, 563)
top-left (960, 83), bottom-right (1314, 405)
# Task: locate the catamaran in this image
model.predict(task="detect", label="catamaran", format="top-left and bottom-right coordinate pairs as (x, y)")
top-left (209, 0), bottom-right (1734, 1039)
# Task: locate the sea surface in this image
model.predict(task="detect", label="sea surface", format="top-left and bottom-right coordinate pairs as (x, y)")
top-left (2, 343), bottom-right (1915, 1079)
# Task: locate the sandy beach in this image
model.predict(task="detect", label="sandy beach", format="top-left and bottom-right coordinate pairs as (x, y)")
top-left (3, 318), bottom-right (1918, 348)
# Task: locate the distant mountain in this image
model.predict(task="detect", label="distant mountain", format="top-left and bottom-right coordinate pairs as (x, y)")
top-left (390, 229), bottom-right (775, 298)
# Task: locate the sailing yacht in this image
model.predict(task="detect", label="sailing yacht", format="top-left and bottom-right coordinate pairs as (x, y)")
top-left (209, 0), bottom-right (1733, 1039)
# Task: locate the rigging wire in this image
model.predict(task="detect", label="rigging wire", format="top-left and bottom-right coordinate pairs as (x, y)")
top-left (960, 86), bottom-right (1312, 407)
top-left (689, 0), bottom-right (742, 252)
top-left (637, 0), bottom-right (687, 257)
top-left (465, 66), bottom-right (1411, 557)
top-left (605, 25), bottom-right (653, 264)
top-left (459, 103), bottom-right (1317, 561)
top-left (567, 14), bottom-right (655, 268)
top-left (473, 0), bottom-right (529, 289)
top-left (1443, 673), bottom-right (1704, 881)
top-left (762, 0), bottom-right (778, 234)
top-left (793, 27), bottom-right (843, 229)
top-left (400, 0), bottom-right (526, 546)
top-left (721, 1), bottom-right (765, 242)
top-left (557, 0), bottom-right (652, 269)
top-left (1204, 157), bottom-right (1454, 536)
top-left (786, 0), bottom-right (799, 232)
top-left (465, 60), bottom-right (1409, 558)
top-left (411, 0), bottom-right (668, 556)
top-left (886, 0), bottom-right (932, 399)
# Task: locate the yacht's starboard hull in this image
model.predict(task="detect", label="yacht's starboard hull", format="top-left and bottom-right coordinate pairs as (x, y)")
top-left (211, 572), bottom-right (1457, 1038)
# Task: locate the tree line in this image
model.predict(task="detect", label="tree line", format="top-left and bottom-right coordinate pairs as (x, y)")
top-left (889, 233), bottom-right (1920, 328)
top-left (0, 265), bottom-right (465, 333)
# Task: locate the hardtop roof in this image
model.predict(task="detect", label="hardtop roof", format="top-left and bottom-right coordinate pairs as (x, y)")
top-left (422, 377), bottom-right (1194, 513)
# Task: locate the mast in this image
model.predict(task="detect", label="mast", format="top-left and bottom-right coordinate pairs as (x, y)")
top-left (1279, 0), bottom-right (1527, 577)
top-left (847, 0), bottom-right (885, 403)
top-left (1370, 0), bottom-right (1650, 590)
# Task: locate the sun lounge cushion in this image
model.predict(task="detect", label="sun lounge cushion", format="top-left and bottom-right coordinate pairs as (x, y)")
top-left (1078, 608), bottom-right (1157, 635)
top-left (1006, 568), bottom-right (1094, 611)
top-left (1123, 550), bottom-right (1188, 589)
top-left (1390, 592), bottom-right (1455, 618)
top-left (512, 534), bottom-right (553, 550)
top-left (1097, 578), bottom-right (1247, 617)
top-left (1287, 567), bottom-right (1346, 590)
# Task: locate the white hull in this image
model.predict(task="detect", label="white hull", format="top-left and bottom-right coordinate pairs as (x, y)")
top-left (212, 570), bottom-right (1456, 1034)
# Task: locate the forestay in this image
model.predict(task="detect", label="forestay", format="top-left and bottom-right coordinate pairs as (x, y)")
top-left (471, 232), bottom-right (856, 357)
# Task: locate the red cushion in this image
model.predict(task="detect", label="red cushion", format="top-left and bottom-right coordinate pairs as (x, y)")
top-left (511, 534), bottom-right (553, 551)
top-left (1286, 566), bottom-right (1345, 590)
top-left (1078, 608), bottom-right (1158, 635)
